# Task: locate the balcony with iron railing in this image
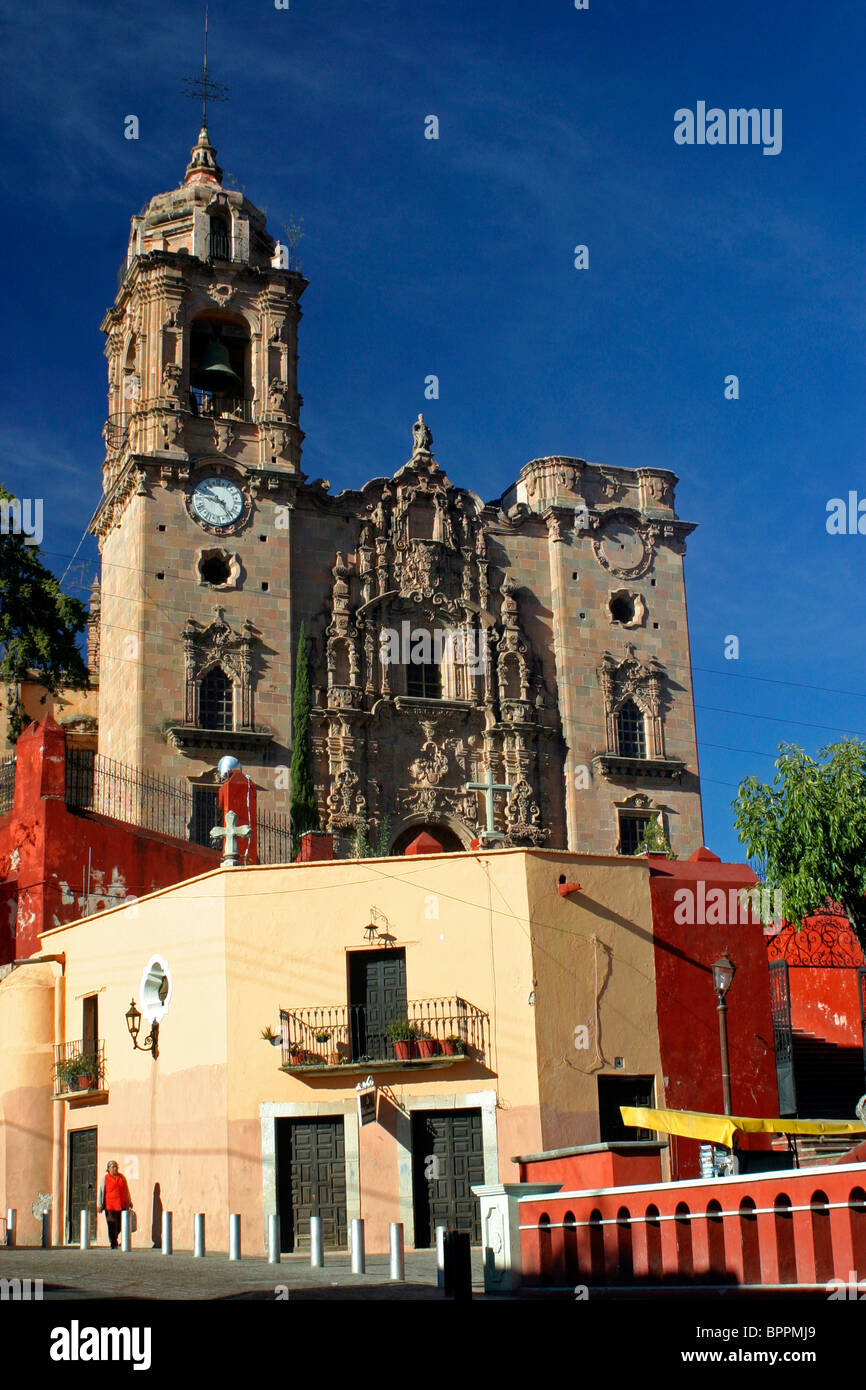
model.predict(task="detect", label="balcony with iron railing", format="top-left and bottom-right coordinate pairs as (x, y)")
top-left (279, 997), bottom-right (489, 1074)
top-left (53, 1039), bottom-right (106, 1101)
top-left (188, 387), bottom-right (255, 423)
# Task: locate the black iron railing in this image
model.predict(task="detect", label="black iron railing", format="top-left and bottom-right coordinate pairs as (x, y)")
top-left (189, 388), bottom-right (254, 423)
top-left (208, 230), bottom-right (231, 260)
top-left (53, 1039), bottom-right (106, 1097)
top-left (279, 997), bottom-right (488, 1068)
top-left (64, 749), bottom-right (292, 865)
top-left (0, 758), bottom-right (14, 815)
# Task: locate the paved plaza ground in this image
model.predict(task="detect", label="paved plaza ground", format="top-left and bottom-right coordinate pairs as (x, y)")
top-left (0, 1245), bottom-right (485, 1301)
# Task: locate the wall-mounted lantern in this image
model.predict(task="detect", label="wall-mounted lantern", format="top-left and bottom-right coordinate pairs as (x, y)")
top-left (126, 955), bottom-right (172, 1061)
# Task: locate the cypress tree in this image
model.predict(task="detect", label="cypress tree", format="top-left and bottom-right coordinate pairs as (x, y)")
top-left (289, 622), bottom-right (318, 853)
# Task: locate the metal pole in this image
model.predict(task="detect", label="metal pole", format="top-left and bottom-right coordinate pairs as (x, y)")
top-left (389, 1222), bottom-right (405, 1281)
top-left (194, 1213), bottom-right (206, 1258)
top-left (161, 1211), bottom-right (173, 1254)
top-left (268, 1212), bottom-right (280, 1264)
top-left (350, 1217), bottom-right (365, 1274)
top-left (229, 1213), bottom-right (241, 1260)
top-left (436, 1225), bottom-right (446, 1289)
top-left (309, 1215), bottom-right (324, 1268)
top-left (121, 1209), bottom-right (131, 1252)
top-left (717, 994), bottom-right (732, 1115)
top-left (5, 1208), bottom-right (16, 1248)
top-left (79, 1209), bottom-right (90, 1251)
top-left (42, 1211), bottom-right (51, 1249)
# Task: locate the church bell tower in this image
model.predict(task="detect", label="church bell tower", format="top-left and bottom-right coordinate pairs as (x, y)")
top-left (92, 120), bottom-right (307, 810)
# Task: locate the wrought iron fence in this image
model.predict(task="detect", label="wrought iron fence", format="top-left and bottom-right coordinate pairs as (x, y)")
top-left (53, 1039), bottom-right (106, 1098)
top-left (256, 808), bottom-right (293, 865)
top-left (64, 748), bottom-right (291, 864)
top-left (0, 757), bottom-right (15, 815)
top-left (188, 388), bottom-right (254, 423)
top-left (279, 996), bottom-right (488, 1069)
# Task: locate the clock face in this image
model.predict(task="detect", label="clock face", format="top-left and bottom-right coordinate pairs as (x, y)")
top-left (190, 477), bottom-right (245, 529)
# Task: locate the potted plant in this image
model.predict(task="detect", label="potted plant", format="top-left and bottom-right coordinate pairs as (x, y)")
top-left (314, 1028), bottom-right (331, 1044)
top-left (415, 1034), bottom-right (440, 1060)
top-left (287, 1041), bottom-right (306, 1064)
top-left (78, 1055), bottom-right (99, 1091)
top-left (260, 1025), bottom-right (282, 1047)
top-left (54, 1055), bottom-right (83, 1093)
top-left (387, 1018), bottom-right (417, 1061)
top-left (442, 1035), bottom-right (465, 1056)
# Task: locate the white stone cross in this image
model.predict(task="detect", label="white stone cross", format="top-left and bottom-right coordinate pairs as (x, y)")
top-left (464, 767), bottom-right (512, 843)
top-left (210, 809), bottom-right (251, 866)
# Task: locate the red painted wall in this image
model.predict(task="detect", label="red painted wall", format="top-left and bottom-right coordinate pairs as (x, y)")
top-left (0, 719), bottom-right (222, 962)
top-left (647, 849), bottom-right (780, 1180)
top-left (767, 917), bottom-right (865, 1048)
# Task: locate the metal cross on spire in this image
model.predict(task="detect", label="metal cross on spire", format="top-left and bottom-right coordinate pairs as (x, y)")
top-left (182, 6), bottom-right (229, 129)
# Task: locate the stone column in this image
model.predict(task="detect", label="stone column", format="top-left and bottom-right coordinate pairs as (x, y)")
top-left (471, 1182), bottom-right (562, 1293)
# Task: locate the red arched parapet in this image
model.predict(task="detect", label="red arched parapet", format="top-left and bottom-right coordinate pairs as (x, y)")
top-left (675, 1202), bottom-right (694, 1281)
top-left (739, 1197), bottom-right (761, 1285)
top-left (588, 1209), bottom-right (605, 1283)
top-left (810, 1190), bottom-right (834, 1285)
top-left (616, 1206), bottom-right (634, 1285)
top-left (538, 1212), bottom-right (553, 1285)
top-left (849, 1187), bottom-right (866, 1279)
top-left (774, 1193), bottom-right (798, 1284)
top-left (706, 1199), bottom-right (727, 1281)
top-left (562, 1211), bottom-right (579, 1283)
top-left (645, 1204), bottom-right (663, 1280)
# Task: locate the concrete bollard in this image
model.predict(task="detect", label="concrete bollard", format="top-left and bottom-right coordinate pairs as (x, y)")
top-left (389, 1222), bottom-right (405, 1281)
top-left (436, 1225), bottom-right (446, 1289)
top-left (309, 1215), bottom-right (324, 1268)
top-left (194, 1213), bottom-right (206, 1258)
top-left (6, 1208), bottom-right (16, 1248)
top-left (161, 1211), bottom-right (173, 1255)
top-left (350, 1217), bottom-right (365, 1274)
top-left (121, 1209), bottom-right (131, 1253)
top-left (80, 1209), bottom-right (90, 1251)
top-left (268, 1213), bottom-right (280, 1264)
top-left (42, 1212), bottom-right (52, 1249)
top-left (229, 1213), bottom-right (241, 1260)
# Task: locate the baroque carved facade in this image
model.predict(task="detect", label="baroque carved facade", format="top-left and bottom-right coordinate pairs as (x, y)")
top-left (85, 125), bottom-right (704, 857)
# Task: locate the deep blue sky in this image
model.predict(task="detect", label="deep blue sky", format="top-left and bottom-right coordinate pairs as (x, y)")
top-left (1, 0), bottom-right (864, 860)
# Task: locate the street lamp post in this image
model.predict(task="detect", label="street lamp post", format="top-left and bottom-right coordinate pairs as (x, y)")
top-left (712, 950), bottom-right (736, 1116)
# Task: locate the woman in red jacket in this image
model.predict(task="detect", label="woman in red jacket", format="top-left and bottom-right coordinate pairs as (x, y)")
top-left (97, 1160), bottom-right (134, 1248)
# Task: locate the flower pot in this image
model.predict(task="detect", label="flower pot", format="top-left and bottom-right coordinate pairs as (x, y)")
top-left (329, 1051), bottom-right (340, 1065)
top-left (416, 1038), bottom-right (439, 1059)
top-left (393, 1040), bottom-right (416, 1061)
top-left (77, 1075), bottom-right (94, 1091)
top-left (289, 1050), bottom-right (305, 1065)
top-left (441, 1039), bottom-right (459, 1056)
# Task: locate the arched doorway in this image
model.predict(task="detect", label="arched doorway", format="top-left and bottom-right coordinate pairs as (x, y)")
top-left (390, 822), bottom-right (466, 855)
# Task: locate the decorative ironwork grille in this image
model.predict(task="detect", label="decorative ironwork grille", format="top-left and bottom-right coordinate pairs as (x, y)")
top-left (279, 996), bottom-right (488, 1068)
top-left (199, 668), bottom-right (234, 731)
top-left (616, 699), bottom-right (647, 758)
top-left (64, 748), bottom-right (291, 864)
top-left (0, 757), bottom-right (15, 815)
top-left (769, 958), bottom-right (797, 1116)
top-left (53, 1039), bottom-right (106, 1098)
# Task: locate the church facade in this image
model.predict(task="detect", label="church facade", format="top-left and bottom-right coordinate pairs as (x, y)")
top-left (90, 123), bottom-right (703, 857)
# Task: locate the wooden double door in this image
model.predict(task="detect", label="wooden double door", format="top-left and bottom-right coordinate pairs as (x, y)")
top-left (412, 1108), bottom-right (484, 1246)
top-left (276, 1117), bottom-right (348, 1252)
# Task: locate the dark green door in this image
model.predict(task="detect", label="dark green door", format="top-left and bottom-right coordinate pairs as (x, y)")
top-left (67, 1128), bottom-right (98, 1244)
top-left (412, 1108), bottom-right (484, 1246)
top-left (276, 1117), bottom-right (347, 1252)
top-left (348, 949), bottom-right (407, 1061)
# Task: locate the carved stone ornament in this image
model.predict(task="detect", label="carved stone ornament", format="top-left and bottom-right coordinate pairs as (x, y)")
top-left (161, 362), bottom-right (182, 400)
top-left (592, 515), bottom-right (654, 579)
top-left (409, 740), bottom-right (449, 787)
top-left (181, 606), bottom-right (256, 729)
top-left (412, 413), bottom-right (434, 456)
top-left (504, 777), bottom-right (546, 845)
top-left (327, 768), bottom-right (366, 828)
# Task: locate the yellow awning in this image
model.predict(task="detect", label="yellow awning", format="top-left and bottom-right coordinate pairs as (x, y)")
top-left (621, 1106), bottom-right (866, 1149)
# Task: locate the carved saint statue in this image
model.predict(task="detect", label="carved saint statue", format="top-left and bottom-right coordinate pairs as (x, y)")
top-left (412, 413), bottom-right (433, 455)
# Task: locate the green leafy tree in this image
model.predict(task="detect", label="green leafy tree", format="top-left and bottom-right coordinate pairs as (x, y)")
top-left (733, 739), bottom-right (866, 947)
top-left (352, 811), bottom-right (392, 859)
top-left (636, 817), bottom-right (676, 859)
top-left (289, 622), bottom-right (318, 854)
top-left (0, 486), bottom-right (89, 741)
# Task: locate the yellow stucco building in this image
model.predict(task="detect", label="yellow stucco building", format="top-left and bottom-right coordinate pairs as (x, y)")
top-left (0, 846), bottom-right (664, 1254)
